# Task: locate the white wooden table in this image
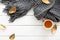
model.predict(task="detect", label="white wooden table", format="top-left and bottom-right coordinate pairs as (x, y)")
top-left (0, 3), bottom-right (60, 40)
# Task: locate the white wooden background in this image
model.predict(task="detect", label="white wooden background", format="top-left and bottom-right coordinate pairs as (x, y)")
top-left (0, 3), bottom-right (60, 40)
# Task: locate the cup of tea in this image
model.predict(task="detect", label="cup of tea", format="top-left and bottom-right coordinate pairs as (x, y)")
top-left (43, 19), bottom-right (54, 30)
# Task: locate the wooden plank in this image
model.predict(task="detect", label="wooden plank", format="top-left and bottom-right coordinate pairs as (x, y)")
top-left (0, 16), bottom-right (43, 25)
top-left (0, 26), bottom-right (60, 36)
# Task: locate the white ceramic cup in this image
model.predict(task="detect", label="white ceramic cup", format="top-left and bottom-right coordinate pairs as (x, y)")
top-left (43, 19), bottom-right (54, 30)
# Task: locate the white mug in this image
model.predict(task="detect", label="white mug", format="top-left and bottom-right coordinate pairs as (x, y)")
top-left (43, 19), bottom-right (54, 30)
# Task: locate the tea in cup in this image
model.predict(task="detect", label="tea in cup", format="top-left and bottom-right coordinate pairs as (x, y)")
top-left (43, 19), bottom-right (54, 30)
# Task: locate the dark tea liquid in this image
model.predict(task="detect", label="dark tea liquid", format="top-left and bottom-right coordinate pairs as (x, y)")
top-left (44, 20), bottom-right (52, 28)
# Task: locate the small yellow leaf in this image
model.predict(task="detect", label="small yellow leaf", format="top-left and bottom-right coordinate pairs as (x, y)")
top-left (51, 24), bottom-right (57, 34)
top-left (42, 0), bottom-right (50, 4)
top-left (9, 6), bottom-right (16, 14)
top-left (0, 24), bottom-right (6, 30)
top-left (9, 34), bottom-right (15, 39)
